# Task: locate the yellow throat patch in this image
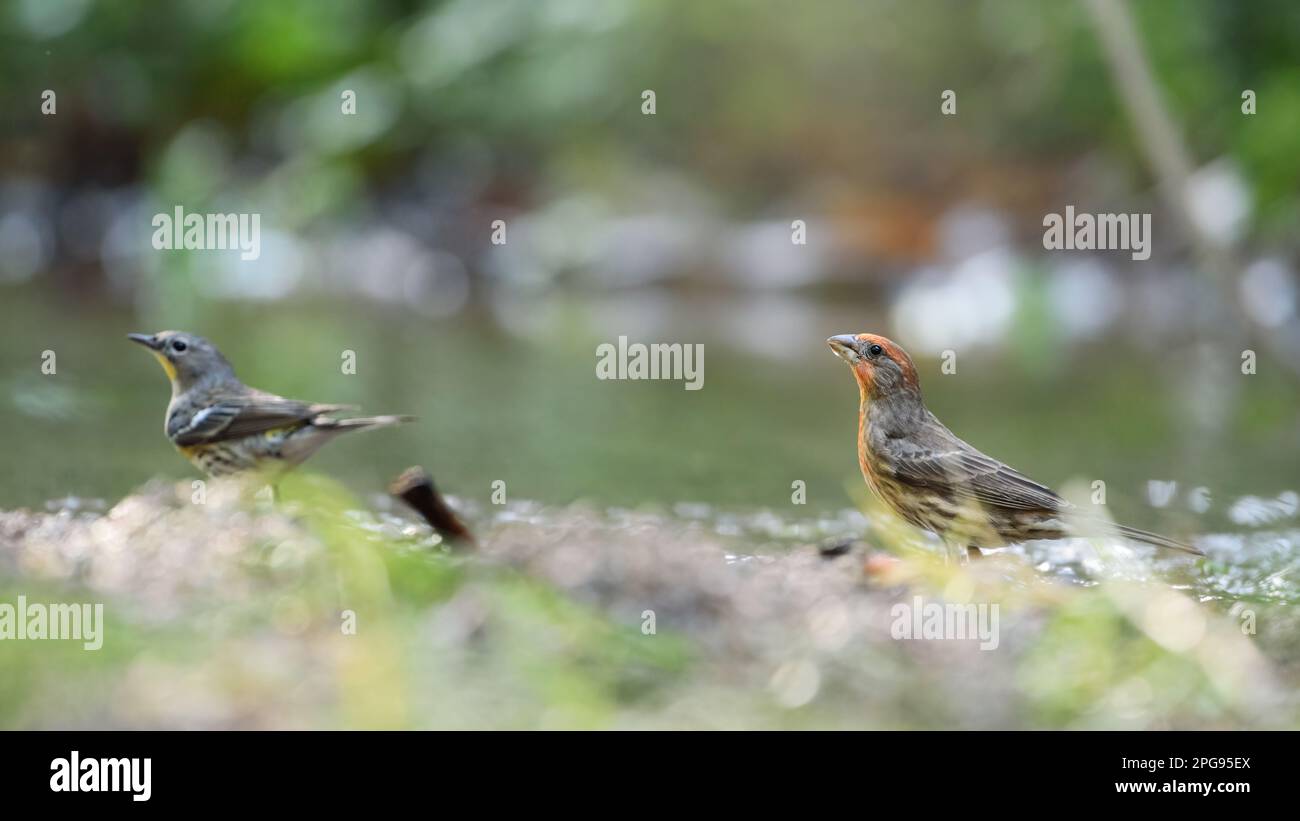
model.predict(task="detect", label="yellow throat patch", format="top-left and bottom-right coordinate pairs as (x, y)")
top-left (150, 351), bottom-right (178, 381)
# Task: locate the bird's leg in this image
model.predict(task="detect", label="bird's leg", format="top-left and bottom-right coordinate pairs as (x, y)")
top-left (943, 541), bottom-right (969, 565)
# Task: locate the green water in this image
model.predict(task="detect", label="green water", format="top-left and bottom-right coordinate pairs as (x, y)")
top-left (1, 286), bottom-right (1296, 540)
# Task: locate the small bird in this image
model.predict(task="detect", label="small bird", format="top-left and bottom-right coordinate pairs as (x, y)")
top-left (827, 333), bottom-right (1201, 559)
top-left (129, 330), bottom-right (411, 478)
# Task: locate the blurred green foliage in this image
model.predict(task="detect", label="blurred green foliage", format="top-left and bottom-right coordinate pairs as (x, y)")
top-left (4, 0), bottom-right (1299, 226)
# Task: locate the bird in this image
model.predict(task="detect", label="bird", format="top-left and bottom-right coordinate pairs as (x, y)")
top-left (826, 333), bottom-right (1201, 560)
top-left (129, 330), bottom-right (411, 478)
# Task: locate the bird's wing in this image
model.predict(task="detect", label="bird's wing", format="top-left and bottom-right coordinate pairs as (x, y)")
top-left (886, 441), bottom-right (1066, 512)
top-left (170, 394), bottom-right (348, 446)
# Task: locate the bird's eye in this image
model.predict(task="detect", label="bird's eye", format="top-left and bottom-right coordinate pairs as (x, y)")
top-left (868, 343), bottom-right (884, 357)
top-left (171, 339), bottom-right (187, 353)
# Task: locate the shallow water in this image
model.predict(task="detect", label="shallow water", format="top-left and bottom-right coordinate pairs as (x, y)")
top-left (2, 286), bottom-right (1297, 584)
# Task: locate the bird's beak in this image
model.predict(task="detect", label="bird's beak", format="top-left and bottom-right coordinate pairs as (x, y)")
top-left (827, 334), bottom-right (860, 364)
top-left (127, 333), bottom-right (161, 351)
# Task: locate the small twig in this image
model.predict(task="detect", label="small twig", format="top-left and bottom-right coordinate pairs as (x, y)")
top-left (388, 466), bottom-right (476, 549)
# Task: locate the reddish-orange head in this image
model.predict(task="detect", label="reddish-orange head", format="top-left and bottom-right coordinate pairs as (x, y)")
top-left (826, 333), bottom-right (921, 398)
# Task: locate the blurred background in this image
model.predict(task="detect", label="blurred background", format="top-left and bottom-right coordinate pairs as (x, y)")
top-left (1, 0), bottom-right (1298, 729)
top-left (2, 0), bottom-right (1298, 523)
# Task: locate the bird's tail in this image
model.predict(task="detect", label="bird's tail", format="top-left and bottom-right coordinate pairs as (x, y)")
top-left (279, 414), bottom-right (413, 467)
top-left (1110, 522), bottom-right (1203, 556)
top-left (326, 414), bottom-right (415, 431)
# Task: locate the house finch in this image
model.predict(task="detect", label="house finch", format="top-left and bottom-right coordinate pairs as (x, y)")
top-left (827, 333), bottom-right (1201, 559)
top-left (129, 331), bottom-right (412, 477)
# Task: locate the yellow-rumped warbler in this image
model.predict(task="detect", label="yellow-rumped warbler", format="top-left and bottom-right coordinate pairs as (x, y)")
top-left (129, 330), bottom-right (411, 477)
